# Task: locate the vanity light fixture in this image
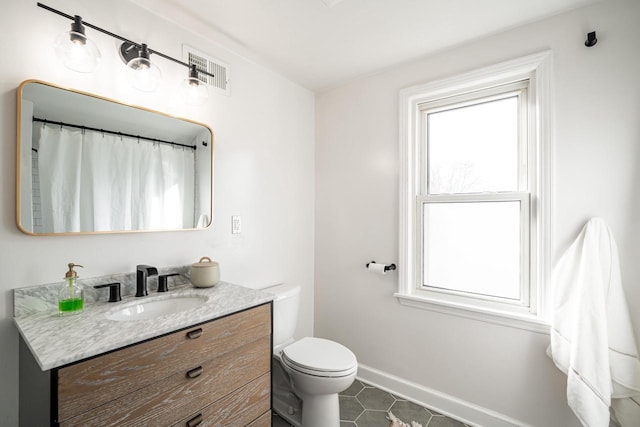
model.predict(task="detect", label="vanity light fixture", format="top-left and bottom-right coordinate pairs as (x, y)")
top-left (181, 64), bottom-right (209, 105)
top-left (38, 2), bottom-right (214, 98)
top-left (53, 15), bottom-right (101, 73)
top-left (119, 43), bottom-right (162, 92)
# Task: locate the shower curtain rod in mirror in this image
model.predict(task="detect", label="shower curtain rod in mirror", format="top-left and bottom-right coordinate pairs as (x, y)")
top-left (32, 117), bottom-right (197, 150)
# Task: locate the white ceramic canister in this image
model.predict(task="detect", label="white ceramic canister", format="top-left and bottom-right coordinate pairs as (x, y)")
top-left (190, 257), bottom-right (220, 288)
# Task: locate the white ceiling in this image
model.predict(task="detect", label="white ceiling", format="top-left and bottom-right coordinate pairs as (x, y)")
top-left (130, 0), bottom-right (600, 92)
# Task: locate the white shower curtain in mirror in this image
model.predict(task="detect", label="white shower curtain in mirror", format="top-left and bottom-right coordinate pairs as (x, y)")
top-left (38, 124), bottom-right (195, 233)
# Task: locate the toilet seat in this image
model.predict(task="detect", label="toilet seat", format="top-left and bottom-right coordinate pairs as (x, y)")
top-left (282, 337), bottom-right (357, 377)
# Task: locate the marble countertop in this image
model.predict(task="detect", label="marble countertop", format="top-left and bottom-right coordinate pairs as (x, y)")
top-left (14, 281), bottom-right (274, 371)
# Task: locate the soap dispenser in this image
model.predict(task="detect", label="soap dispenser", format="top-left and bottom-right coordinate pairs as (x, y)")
top-left (58, 263), bottom-right (84, 316)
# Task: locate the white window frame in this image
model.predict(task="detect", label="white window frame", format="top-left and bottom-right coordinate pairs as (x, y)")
top-left (418, 193), bottom-right (531, 310)
top-left (397, 52), bottom-right (553, 333)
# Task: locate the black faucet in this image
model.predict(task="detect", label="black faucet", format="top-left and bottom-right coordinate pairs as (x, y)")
top-left (94, 282), bottom-right (122, 302)
top-left (136, 265), bottom-right (158, 297)
top-left (158, 273), bottom-right (180, 292)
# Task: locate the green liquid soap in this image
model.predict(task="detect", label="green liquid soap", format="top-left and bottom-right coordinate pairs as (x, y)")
top-left (59, 298), bottom-right (84, 314)
top-left (59, 263), bottom-right (84, 315)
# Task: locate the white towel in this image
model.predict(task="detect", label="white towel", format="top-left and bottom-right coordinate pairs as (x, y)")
top-left (547, 218), bottom-right (640, 427)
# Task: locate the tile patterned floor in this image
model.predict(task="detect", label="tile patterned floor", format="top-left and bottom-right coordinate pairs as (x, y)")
top-left (272, 380), bottom-right (470, 427)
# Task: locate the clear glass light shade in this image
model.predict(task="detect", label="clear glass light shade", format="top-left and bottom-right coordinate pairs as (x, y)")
top-left (126, 57), bottom-right (162, 92)
top-left (54, 30), bottom-right (101, 73)
top-left (181, 76), bottom-right (208, 105)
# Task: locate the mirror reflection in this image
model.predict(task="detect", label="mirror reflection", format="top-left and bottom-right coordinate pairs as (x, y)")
top-left (17, 80), bottom-right (213, 235)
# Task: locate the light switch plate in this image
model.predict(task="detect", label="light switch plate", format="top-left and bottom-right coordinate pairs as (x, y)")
top-left (232, 215), bottom-right (241, 234)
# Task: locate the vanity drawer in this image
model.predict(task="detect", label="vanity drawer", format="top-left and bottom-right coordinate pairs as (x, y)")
top-left (57, 304), bottom-right (271, 423)
top-left (247, 410), bottom-right (272, 427)
top-left (172, 373), bottom-right (271, 427)
top-left (60, 335), bottom-right (270, 426)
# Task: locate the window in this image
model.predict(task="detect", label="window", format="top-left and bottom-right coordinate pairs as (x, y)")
top-left (398, 52), bottom-right (552, 331)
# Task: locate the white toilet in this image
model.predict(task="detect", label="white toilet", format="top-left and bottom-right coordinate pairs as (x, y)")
top-left (266, 283), bottom-right (357, 427)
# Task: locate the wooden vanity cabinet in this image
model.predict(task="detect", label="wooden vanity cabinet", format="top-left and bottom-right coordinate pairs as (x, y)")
top-left (51, 303), bottom-right (272, 426)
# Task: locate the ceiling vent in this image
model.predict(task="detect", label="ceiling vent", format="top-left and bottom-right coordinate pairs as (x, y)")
top-left (183, 45), bottom-right (230, 96)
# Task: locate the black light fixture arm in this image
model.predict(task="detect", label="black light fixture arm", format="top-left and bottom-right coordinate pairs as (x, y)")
top-left (37, 3), bottom-right (134, 45)
top-left (36, 2), bottom-right (215, 79)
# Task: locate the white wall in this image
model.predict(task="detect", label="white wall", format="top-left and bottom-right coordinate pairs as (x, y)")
top-left (0, 1), bottom-right (315, 425)
top-left (315, 0), bottom-right (640, 425)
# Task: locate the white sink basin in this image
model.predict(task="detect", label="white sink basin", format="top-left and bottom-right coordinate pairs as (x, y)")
top-left (106, 295), bottom-right (208, 321)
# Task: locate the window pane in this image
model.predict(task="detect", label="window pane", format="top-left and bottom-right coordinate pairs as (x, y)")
top-left (427, 96), bottom-right (518, 194)
top-left (423, 201), bottom-right (521, 300)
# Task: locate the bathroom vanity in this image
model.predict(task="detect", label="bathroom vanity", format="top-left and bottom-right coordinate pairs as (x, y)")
top-left (15, 278), bottom-right (273, 426)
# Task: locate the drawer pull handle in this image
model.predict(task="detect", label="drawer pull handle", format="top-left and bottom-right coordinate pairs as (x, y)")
top-left (186, 328), bottom-right (203, 339)
top-left (186, 413), bottom-right (203, 427)
top-left (186, 366), bottom-right (203, 379)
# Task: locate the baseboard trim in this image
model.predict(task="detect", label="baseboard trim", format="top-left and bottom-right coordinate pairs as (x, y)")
top-left (356, 363), bottom-right (532, 427)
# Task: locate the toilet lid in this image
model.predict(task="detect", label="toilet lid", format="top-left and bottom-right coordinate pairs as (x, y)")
top-left (282, 337), bottom-right (357, 374)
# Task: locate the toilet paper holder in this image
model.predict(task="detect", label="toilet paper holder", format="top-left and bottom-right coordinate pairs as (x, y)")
top-left (365, 261), bottom-right (396, 272)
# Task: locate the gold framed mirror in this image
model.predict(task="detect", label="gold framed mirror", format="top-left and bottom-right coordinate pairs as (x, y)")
top-left (16, 80), bottom-right (213, 235)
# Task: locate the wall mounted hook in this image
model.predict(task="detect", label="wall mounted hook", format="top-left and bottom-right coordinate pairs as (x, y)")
top-left (585, 31), bottom-right (597, 47)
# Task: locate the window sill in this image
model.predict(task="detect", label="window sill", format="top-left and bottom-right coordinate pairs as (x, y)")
top-left (394, 292), bottom-right (550, 334)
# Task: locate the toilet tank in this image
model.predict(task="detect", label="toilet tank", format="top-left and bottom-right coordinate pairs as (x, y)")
top-left (263, 283), bottom-right (300, 348)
